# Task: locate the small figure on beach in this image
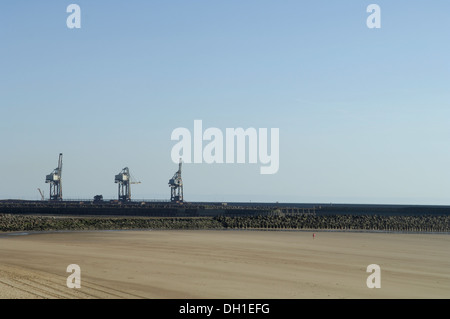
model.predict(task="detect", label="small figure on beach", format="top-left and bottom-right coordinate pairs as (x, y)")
top-left (313, 233), bottom-right (316, 239)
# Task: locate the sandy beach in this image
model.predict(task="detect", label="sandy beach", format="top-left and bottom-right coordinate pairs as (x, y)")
top-left (0, 230), bottom-right (448, 299)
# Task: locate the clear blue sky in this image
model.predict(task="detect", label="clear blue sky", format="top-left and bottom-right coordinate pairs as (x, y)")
top-left (1, 1), bottom-right (449, 204)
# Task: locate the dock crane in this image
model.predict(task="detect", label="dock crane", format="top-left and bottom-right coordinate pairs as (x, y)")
top-left (45, 153), bottom-right (63, 201)
top-left (169, 158), bottom-right (183, 203)
top-left (114, 167), bottom-right (141, 202)
top-left (37, 188), bottom-right (45, 201)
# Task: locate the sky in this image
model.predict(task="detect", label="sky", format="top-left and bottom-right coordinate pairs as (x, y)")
top-left (1, 1), bottom-right (449, 204)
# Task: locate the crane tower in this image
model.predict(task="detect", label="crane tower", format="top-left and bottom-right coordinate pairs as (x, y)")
top-left (169, 159), bottom-right (183, 203)
top-left (115, 167), bottom-right (140, 202)
top-left (45, 153), bottom-right (63, 201)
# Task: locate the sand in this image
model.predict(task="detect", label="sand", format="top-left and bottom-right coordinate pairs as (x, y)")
top-left (0, 230), bottom-right (448, 299)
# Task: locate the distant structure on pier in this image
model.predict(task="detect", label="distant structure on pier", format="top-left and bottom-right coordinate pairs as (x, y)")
top-left (114, 167), bottom-right (141, 202)
top-left (41, 154), bottom-right (187, 203)
top-left (45, 153), bottom-right (63, 201)
top-left (169, 158), bottom-right (183, 203)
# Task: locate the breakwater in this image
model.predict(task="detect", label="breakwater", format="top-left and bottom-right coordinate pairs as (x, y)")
top-left (1, 214), bottom-right (449, 233)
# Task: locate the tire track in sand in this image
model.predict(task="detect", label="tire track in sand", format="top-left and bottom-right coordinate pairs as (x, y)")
top-left (0, 264), bottom-right (144, 299)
